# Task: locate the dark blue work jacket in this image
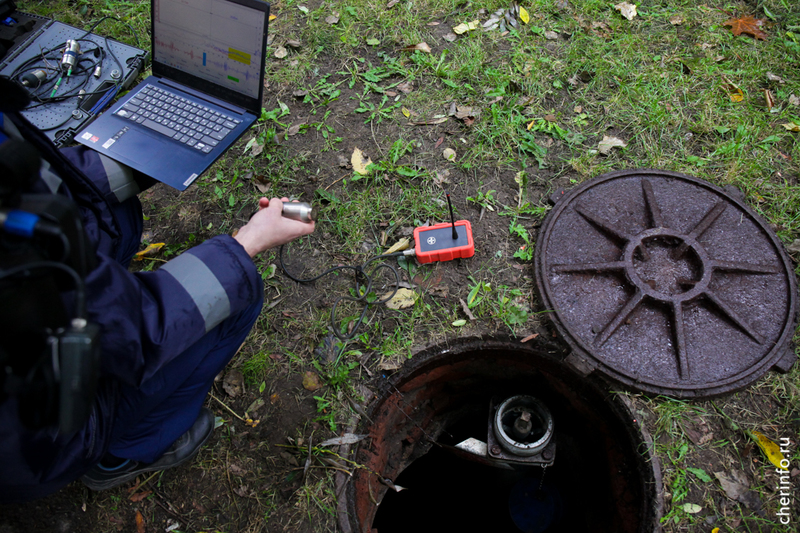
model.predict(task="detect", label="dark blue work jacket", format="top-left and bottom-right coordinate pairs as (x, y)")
top-left (0, 103), bottom-right (261, 502)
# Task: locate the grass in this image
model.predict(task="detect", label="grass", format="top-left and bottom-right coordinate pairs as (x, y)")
top-left (10, 0), bottom-right (800, 531)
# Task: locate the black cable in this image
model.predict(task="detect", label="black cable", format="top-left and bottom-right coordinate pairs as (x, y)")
top-left (279, 244), bottom-right (409, 347)
top-left (9, 15), bottom-right (139, 109)
top-left (0, 261), bottom-right (86, 320)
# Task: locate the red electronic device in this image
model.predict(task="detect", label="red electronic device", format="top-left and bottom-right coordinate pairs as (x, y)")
top-left (413, 194), bottom-right (475, 264)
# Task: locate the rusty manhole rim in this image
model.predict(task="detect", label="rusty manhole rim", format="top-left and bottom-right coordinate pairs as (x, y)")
top-left (535, 169), bottom-right (798, 397)
top-left (336, 336), bottom-right (664, 533)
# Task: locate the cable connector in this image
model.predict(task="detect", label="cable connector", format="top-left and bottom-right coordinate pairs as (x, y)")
top-left (402, 249), bottom-right (416, 256)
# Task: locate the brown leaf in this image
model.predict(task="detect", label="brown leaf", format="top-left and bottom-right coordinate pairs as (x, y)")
top-left (302, 371), bottom-right (324, 391)
top-left (253, 174), bottom-right (270, 194)
top-left (520, 333), bottom-right (539, 343)
top-left (286, 123), bottom-right (304, 136)
top-left (135, 510), bottom-right (145, 533)
top-left (223, 369), bottom-right (244, 397)
top-left (229, 464), bottom-right (246, 476)
top-left (129, 490), bottom-right (152, 502)
top-left (764, 89), bottom-right (775, 110)
top-left (386, 0), bottom-right (400, 7)
top-left (433, 169), bottom-right (450, 187)
top-left (397, 81), bottom-right (414, 93)
top-left (408, 117), bottom-right (448, 126)
top-left (723, 15), bottom-right (768, 40)
top-left (402, 42), bottom-right (432, 53)
top-left (286, 39), bottom-right (301, 48)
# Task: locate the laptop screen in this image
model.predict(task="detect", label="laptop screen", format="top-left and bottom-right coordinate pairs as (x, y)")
top-left (151, 0), bottom-right (268, 114)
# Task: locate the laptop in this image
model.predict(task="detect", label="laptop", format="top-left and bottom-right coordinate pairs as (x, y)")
top-left (75, 0), bottom-right (269, 191)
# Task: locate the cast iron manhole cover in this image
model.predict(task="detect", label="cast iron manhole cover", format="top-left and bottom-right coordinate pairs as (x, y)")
top-left (535, 169), bottom-right (797, 398)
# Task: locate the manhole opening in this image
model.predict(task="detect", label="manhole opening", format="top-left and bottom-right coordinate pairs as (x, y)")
top-left (342, 339), bottom-right (661, 533)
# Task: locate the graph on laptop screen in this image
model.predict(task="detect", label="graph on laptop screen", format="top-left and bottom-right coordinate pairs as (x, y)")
top-left (153, 0), bottom-right (264, 99)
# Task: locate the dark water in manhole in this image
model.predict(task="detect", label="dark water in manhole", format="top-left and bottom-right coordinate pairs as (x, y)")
top-left (342, 339), bottom-right (661, 533)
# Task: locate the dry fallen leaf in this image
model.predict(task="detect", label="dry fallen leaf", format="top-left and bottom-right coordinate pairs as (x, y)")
top-left (386, 0), bottom-right (400, 7)
top-left (408, 117), bottom-right (448, 126)
top-left (669, 15), bottom-right (683, 25)
top-left (715, 471), bottom-right (763, 511)
top-left (751, 431), bottom-right (788, 470)
top-left (722, 78), bottom-right (744, 102)
top-left (274, 46), bottom-right (288, 59)
top-left (286, 39), bottom-right (301, 48)
top-left (302, 371), bottom-right (323, 391)
top-left (129, 490), bottom-right (152, 502)
top-left (443, 32), bottom-right (458, 42)
top-left (385, 237), bottom-right (411, 254)
top-left (790, 94), bottom-right (800, 106)
top-left (135, 510), bottom-right (145, 533)
top-left (133, 242), bottom-right (165, 261)
top-left (351, 147), bottom-right (372, 175)
top-left (544, 30), bottom-right (559, 40)
top-left (782, 122), bottom-right (800, 132)
top-left (724, 15), bottom-right (768, 40)
top-left (614, 2), bottom-right (637, 21)
top-left (402, 42), bottom-right (432, 53)
top-left (442, 148), bottom-right (456, 161)
top-left (397, 81), bottom-right (413, 93)
top-left (286, 123), bottom-right (304, 136)
top-left (384, 288), bottom-right (418, 310)
top-left (766, 72), bottom-right (785, 84)
top-left (683, 503), bottom-right (702, 514)
top-left (764, 89), bottom-right (776, 110)
top-left (223, 369), bottom-right (244, 397)
top-left (598, 135), bottom-right (626, 154)
top-left (325, 13), bottom-right (339, 24)
top-left (453, 20), bottom-right (480, 34)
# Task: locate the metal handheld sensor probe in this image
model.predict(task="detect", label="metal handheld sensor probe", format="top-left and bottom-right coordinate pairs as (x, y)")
top-left (281, 202), bottom-right (317, 223)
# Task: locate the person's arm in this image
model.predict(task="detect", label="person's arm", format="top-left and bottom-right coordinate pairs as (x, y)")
top-left (87, 198), bottom-right (314, 386)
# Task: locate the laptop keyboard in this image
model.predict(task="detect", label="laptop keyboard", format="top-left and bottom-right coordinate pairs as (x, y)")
top-left (114, 85), bottom-right (241, 154)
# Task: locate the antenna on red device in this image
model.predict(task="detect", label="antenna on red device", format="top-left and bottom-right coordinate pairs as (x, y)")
top-left (446, 192), bottom-right (458, 240)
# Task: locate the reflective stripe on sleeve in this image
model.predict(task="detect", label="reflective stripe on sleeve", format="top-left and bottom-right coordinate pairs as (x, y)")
top-left (98, 153), bottom-right (140, 203)
top-left (160, 252), bottom-right (232, 332)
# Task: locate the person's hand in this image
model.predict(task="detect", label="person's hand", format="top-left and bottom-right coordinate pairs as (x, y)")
top-left (233, 197), bottom-right (315, 257)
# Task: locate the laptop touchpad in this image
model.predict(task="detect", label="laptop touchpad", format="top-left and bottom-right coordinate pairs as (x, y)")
top-left (109, 130), bottom-right (168, 165)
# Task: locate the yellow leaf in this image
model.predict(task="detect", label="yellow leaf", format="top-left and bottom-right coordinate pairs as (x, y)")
top-left (384, 288), bottom-right (417, 310)
top-left (269, 14), bottom-right (277, 21)
top-left (133, 243), bottom-right (165, 261)
top-left (526, 119), bottom-right (536, 130)
top-left (385, 237), bottom-right (410, 255)
top-left (453, 20), bottom-right (479, 34)
top-left (712, 529), bottom-right (720, 533)
top-left (519, 6), bottom-right (530, 24)
top-left (750, 431), bottom-right (788, 470)
top-left (782, 122), bottom-right (800, 132)
top-left (402, 107), bottom-right (411, 118)
top-left (351, 147), bottom-right (372, 175)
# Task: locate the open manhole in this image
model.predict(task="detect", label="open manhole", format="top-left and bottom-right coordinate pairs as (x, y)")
top-left (535, 169), bottom-right (797, 398)
top-left (337, 338), bottom-right (662, 533)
